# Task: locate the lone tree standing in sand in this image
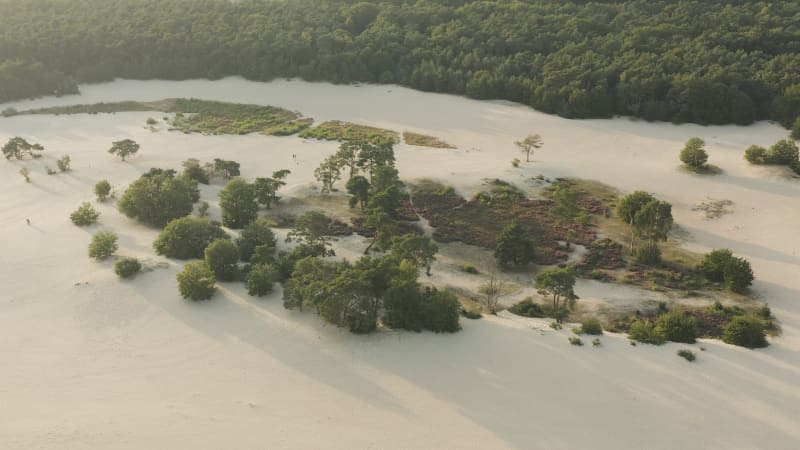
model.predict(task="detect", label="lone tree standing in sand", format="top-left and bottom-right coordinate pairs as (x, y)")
top-left (680, 137), bottom-right (708, 170)
top-left (108, 139), bottom-right (139, 161)
top-left (515, 134), bottom-right (543, 162)
top-left (3, 136), bottom-right (44, 160)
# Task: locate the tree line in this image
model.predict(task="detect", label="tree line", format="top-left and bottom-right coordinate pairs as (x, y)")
top-left (0, 0), bottom-right (799, 127)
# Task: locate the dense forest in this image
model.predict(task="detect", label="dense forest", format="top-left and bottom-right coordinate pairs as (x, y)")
top-left (1, 0), bottom-right (799, 126)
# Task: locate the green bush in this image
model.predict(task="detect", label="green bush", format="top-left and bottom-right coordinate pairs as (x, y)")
top-left (95, 179), bottom-right (111, 201)
top-left (177, 261), bottom-right (216, 301)
top-left (246, 264), bottom-right (278, 297)
top-left (592, 338), bottom-right (601, 347)
top-left (580, 318), bottom-right (603, 335)
top-left (204, 238), bottom-right (239, 281)
top-left (744, 145), bottom-right (767, 164)
top-left (70, 202), bottom-right (99, 226)
top-left (56, 154), bottom-right (71, 172)
top-left (114, 257), bottom-right (142, 279)
top-left (677, 349), bottom-right (696, 362)
top-left (153, 217), bottom-right (228, 259)
top-left (421, 288), bottom-right (461, 333)
top-left (494, 219), bottom-right (535, 269)
top-left (722, 316), bottom-right (768, 348)
top-left (219, 179), bottom-right (258, 228)
top-left (569, 337), bottom-right (583, 346)
top-left (697, 249), bottom-right (754, 292)
top-left (628, 319), bottom-right (666, 345)
top-left (680, 137), bottom-right (708, 169)
top-left (654, 311), bottom-right (698, 344)
top-left (88, 231), bottom-right (118, 260)
top-left (508, 298), bottom-right (545, 318)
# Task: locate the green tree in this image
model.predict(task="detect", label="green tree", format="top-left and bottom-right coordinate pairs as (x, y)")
top-left (114, 257), bottom-right (142, 279)
top-left (2, 137), bottom-right (43, 160)
top-left (286, 211), bottom-right (335, 255)
top-left (515, 134), bottom-right (543, 162)
top-left (698, 249), bottom-right (754, 293)
top-left (108, 139), bottom-right (139, 161)
top-left (346, 175), bottom-right (371, 211)
top-left (253, 169), bottom-right (290, 209)
top-left (212, 158), bottom-right (240, 179)
top-left (534, 267), bottom-right (577, 312)
top-left (182, 158), bottom-right (209, 184)
top-left (390, 234), bottom-right (438, 275)
top-left (421, 287), bottom-right (461, 333)
top-left (356, 138), bottom-right (395, 182)
top-left (153, 217), bottom-right (228, 259)
top-left (494, 220), bottom-right (535, 269)
top-left (70, 202), bottom-right (100, 226)
top-left (616, 191), bottom-right (655, 252)
top-left (382, 260), bottom-right (424, 331)
top-left (118, 169), bottom-right (199, 227)
top-left (314, 154), bottom-right (343, 194)
top-left (204, 238), bottom-right (239, 281)
top-left (94, 180), bottom-right (111, 201)
top-left (177, 261), bottom-right (216, 301)
top-left (283, 256), bottom-right (341, 311)
top-left (723, 316), bottom-right (767, 349)
top-left (88, 230), bottom-right (118, 260)
top-left (246, 264), bottom-right (278, 297)
top-left (680, 137), bottom-right (708, 169)
top-left (632, 199), bottom-right (673, 263)
top-left (219, 179), bottom-right (258, 228)
top-left (236, 219), bottom-right (277, 262)
top-left (791, 117), bottom-right (800, 141)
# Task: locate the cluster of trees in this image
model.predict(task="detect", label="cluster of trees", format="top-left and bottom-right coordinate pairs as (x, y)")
top-left (314, 137), bottom-right (406, 254)
top-left (697, 249), bottom-right (754, 293)
top-left (284, 253), bottom-right (459, 334)
top-left (744, 139), bottom-right (800, 174)
top-left (1, 1), bottom-right (799, 127)
top-left (616, 191), bottom-right (673, 264)
top-left (2, 137), bottom-right (43, 160)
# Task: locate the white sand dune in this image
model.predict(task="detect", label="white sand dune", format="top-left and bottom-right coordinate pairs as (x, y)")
top-left (1, 78), bottom-right (798, 449)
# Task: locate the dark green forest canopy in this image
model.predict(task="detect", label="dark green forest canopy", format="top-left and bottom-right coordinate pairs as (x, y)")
top-left (1, 0), bottom-right (800, 126)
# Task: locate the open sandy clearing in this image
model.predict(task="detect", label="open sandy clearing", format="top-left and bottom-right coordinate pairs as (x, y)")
top-left (1, 78), bottom-right (799, 449)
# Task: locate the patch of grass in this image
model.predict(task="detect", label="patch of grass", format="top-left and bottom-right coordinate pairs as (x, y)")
top-left (403, 131), bottom-right (455, 148)
top-left (677, 349), bottom-right (696, 362)
top-left (16, 98), bottom-right (310, 136)
top-left (300, 120), bottom-right (399, 143)
top-left (579, 318), bottom-right (603, 335)
top-left (411, 179), bottom-right (606, 265)
top-left (508, 298), bottom-right (546, 318)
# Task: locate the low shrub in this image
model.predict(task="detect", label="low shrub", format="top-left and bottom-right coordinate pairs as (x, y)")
top-left (677, 349), bottom-right (696, 362)
top-left (177, 261), bottom-right (216, 301)
top-left (70, 202), bottom-right (100, 226)
top-left (550, 322), bottom-right (562, 330)
top-left (508, 298), bottom-right (545, 318)
top-left (153, 217), bottom-right (228, 259)
top-left (569, 337), bottom-right (583, 346)
top-left (722, 315), bottom-right (768, 349)
top-left (88, 231), bottom-right (118, 260)
top-left (95, 180), bottom-right (112, 201)
top-left (635, 245), bottom-right (662, 265)
top-left (654, 311), bottom-right (698, 344)
top-left (592, 338), bottom-right (601, 347)
top-left (57, 155), bottom-right (71, 172)
top-left (114, 257), bottom-right (142, 279)
top-left (580, 318), bottom-right (603, 335)
top-left (628, 319), bottom-right (666, 345)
